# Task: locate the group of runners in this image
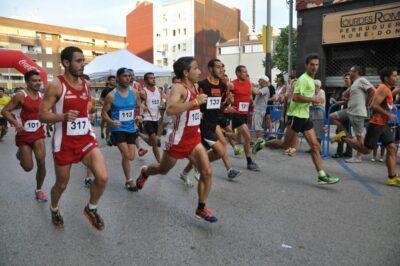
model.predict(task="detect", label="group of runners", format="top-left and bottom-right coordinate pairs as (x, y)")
top-left (1, 46), bottom-right (399, 232)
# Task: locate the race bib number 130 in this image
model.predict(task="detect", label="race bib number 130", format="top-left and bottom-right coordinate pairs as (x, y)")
top-left (67, 118), bottom-right (90, 136)
top-left (187, 109), bottom-right (201, 126)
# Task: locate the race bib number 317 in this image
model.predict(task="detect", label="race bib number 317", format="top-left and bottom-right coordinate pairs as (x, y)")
top-left (67, 118), bottom-right (90, 136)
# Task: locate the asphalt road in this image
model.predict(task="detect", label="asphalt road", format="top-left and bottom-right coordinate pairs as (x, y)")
top-left (0, 129), bottom-right (399, 265)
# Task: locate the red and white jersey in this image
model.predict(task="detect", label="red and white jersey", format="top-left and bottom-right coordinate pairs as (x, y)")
top-left (52, 75), bottom-right (96, 153)
top-left (142, 86), bottom-right (161, 121)
top-left (165, 86), bottom-right (201, 149)
top-left (15, 90), bottom-right (45, 139)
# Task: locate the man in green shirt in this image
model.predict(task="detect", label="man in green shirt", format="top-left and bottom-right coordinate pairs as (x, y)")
top-left (253, 54), bottom-right (340, 184)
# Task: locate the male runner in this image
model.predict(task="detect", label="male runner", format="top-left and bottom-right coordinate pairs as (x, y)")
top-left (39, 46), bottom-right (108, 231)
top-left (100, 75), bottom-right (116, 140)
top-left (230, 65), bottom-right (259, 171)
top-left (180, 59), bottom-right (241, 184)
top-left (253, 54), bottom-right (340, 184)
top-left (343, 67), bottom-right (400, 187)
top-left (0, 87), bottom-right (11, 141)
top-left (141, 72), bottom-right (162, 163)
top-left (135, 57), bottom-right (217, 223)
top-left (102, 67), bottom-right (143, 190)
top-left (2, 70), bottom-right (47, 201)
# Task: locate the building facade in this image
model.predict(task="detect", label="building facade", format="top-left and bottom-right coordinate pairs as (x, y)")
top-left (0, 17), bottom-right (125, 89)
top-left (126, 0), bottom-right (248, 77)
top-left (296, 0), bottom-right (400, 92)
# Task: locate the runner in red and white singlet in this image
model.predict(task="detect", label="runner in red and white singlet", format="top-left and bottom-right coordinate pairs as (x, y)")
top-left (39, 46), bottom-right (108, 231)
top-left (135, 57), bottom-right (218, 223)
top-left (230, 65), bottom-right (259, 171)
top-left (2, 70), bottom-right (48, 202)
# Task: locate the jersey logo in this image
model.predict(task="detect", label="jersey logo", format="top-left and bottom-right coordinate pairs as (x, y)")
top-left (211, 88), bottom-right (221, 96)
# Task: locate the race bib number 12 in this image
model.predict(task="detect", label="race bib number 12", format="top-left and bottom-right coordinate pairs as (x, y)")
top-left (239, 102), bottom-right (249, 112)
top-left (67, 118), bottom-right (90, 136)
top-left (187, 109), bottom-right (201, 126)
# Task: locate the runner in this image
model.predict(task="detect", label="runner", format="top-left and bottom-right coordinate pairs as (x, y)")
top-left (99, 75), bottom-right (116, 141)
top-left (135, 56), bottom-right (217, 223)
top-left (0, 87), bottom-right (11, 141)
top-left (179, 59), bottom-right (241, 184)
top-left (1, 70), bottom-right (48, 201)
top-left (252, 54), bottom-right (340, 184)
top-left (230, 65), bottom-right (259, 171)
top-left (127, 69), bottom-right (148, 157)
top-left (343, 66), bottom-right (400, 187)
top-left (102, 67), bottom-right (143, 191)
top-left (39, 46), bottom-right (108, 230)
top-left (141, 72), bottom-right (162, 163)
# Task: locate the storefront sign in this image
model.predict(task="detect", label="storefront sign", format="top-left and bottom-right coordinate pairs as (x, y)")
top-left (322, 3), bottom-right (400, 44)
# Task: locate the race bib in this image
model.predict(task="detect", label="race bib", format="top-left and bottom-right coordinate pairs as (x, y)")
top-left (206, 97), bottom-right (222, 109)
top-left (24, 120), bottom-right (41, 132)
top-left (238, 102), bottom-right (249, 112)
top-left (150, 98), bottom-right (160, 107)
top-left (67, 118), bottom-right (90, 136)
top-left (187, 109), bottom-right (201, 126)
top-left (119, 110), bottom-right (134, 122)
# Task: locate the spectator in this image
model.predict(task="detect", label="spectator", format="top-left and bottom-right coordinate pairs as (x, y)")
top-left (265, 77), bottom-right (276, 138)
top-left (252, 76), bottom-right (270, 142)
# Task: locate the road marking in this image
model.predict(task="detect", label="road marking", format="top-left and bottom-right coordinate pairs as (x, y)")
top-left (335, 159), bottom-right (382, 196)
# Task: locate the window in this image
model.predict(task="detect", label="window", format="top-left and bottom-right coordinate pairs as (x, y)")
top-left (46, 62), bottom-right (53, 68)
top-left (163, 58), bottom-right (168, 66)
top-left (178, 44), bottom-right (181, 51)
top-left (45, 47), bottom-right (52, 54)
top-left (45, 34), bottom-right (52, 40)
top-left (35, 61), bottom-right (43, 67)
top-left (47, 74), bottom-right (54, 81)
top-left (218, 48), bottom-right (221, 55)
top-left (22, 45), bottom-right (41, 54)
top-left (172, 45), bottom-right (176, 53)
top-left (182, 43), bottom-right (187, 52)
top-left (184, 28), bottom-right (187, 35)
top-left (173, 30), bottom-right (176, 37)
top-left (178, 29), bottom-right (181, 35)
top-left (163, 29), bottom-right (168, 37)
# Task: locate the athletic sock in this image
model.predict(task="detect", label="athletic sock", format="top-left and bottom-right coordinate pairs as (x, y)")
top-left (318, 170), bottom-right (327, 177)
top-left (88, 203), bottom-right (97, 210)
top-left (197, 202), bottom-right (205, 210)
top-left (50, 206), bottom-right (58, 212)
top-left (35, 189), bottom-right (41, 193)
top-left (227, 168), bottom-right (233, 172)
top-left (246, 157), bottom-right (252, 164)
top-left (388, 174), bottom-right (397, 179)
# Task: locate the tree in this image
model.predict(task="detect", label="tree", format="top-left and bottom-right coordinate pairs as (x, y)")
top-left (272, 26), bottom-right (297, 74)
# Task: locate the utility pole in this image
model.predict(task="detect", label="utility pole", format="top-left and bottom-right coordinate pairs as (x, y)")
top-left (288, 0), bottom-right (293, 76)
top-left (265, 0), bottom-right (271, 79)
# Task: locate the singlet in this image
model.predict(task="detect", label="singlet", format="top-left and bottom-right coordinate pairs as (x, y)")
top-left (110, 88), bottom-right (137, 133)
top-left (16, 90), bottom-right (45, 139)
top-left (232, 79), bottom-right (252, 115)
top-left (142, 86), bottom-right (161, 122)
top-left (165, 85), bottom-right (201, 148)
top-left (198, 77), bottom-right (227, 122)
top-left (53, 75), bottom-right (96, 153)
top-left (370, 83), bottom-right (394, 126)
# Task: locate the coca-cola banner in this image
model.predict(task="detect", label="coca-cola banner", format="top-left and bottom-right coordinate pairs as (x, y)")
top-left (0, 50), bottom-right (48, 85)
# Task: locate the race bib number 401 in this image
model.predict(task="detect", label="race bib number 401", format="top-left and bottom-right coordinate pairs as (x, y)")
top-left (119, 110), bottom-right (134, 122)
top-left (67, 118), bottom-right (90, 136)
top-left (239, 102), bottom-right (249, 112)
top-left (187, 109), bottom-right (201, 126)
top-left (206, 97), bottom-right (221, 109)
top-left (24, 120), bottom-right (41, 132)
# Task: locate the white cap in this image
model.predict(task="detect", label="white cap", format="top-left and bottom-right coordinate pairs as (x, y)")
top-left (258, 75), bottom-right (269, 82)
top-left (314, 79), bottom-right (322, 87)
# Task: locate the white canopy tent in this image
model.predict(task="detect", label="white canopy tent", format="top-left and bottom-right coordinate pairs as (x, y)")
top-left (84, 49), bottom-right (171, 80)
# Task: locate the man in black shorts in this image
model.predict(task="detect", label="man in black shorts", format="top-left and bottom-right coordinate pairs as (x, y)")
top-left (180, 59), bottom-right (241, 184)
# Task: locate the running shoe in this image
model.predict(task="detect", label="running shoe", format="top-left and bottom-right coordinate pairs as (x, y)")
top-left (331, 131), bottom-right (346, 143)
top-left (283, 148), bottom-right (297, 156)
top-left (252, 138), bottom-right (265, 154)
top-left (227, 168), bottom-right (241, 179)
top-left (345, 157), bottom-right (362, 163)
top-left (125, 179), bottom-right (138, 192)
top-left (51, 208), bottom-right (64, 228)
top-left (101, 131), bottom-right (105, 139)
top-left (318, 174), bottom-right (340, 185)
top-left (138, 148), bottom-right (148, 157)
top-left (247, 162), bottom-right (260, 171)
top-left (379, 158), bottom-right (384, 162)
top-left (179, 172), bottom-right (193, 186)
top-left (136, 166), bottom-right (149, 190)
top-left (84, 178), bottom-right (93, 187)
top-left (194, 168), bottom-right (200, 182)
top-left (35, 190), bottom-right (48, 202)
top-left (83, 205), bottom-right (105, 231)
top-left (195, 207), bottom-right (218, 223)
top-left (233, 146), bottom-right (244, 156)
top-left (370, 158), bottom-right (376, 162)
top-left (387, 176), bottom-right (400, 187)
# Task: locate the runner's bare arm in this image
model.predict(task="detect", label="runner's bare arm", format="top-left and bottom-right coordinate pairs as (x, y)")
top-left (166, 84), bottom-right (206, 116)
top-left (101, 92), bottom-right (115, 124)
top-left (135, 91), bottom-right (146, 116)
top-left (39, 81), bottom-right (65, 123)
top-left (292, 93), bottom-right (321, 104)
top-left (370, 88), bottom-right (395, 120)
top-left (1, 92), bottom-right (24, 128)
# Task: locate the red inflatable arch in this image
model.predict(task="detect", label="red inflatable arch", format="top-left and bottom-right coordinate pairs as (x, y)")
top-left (0, 49), bottom-right (48, 85)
